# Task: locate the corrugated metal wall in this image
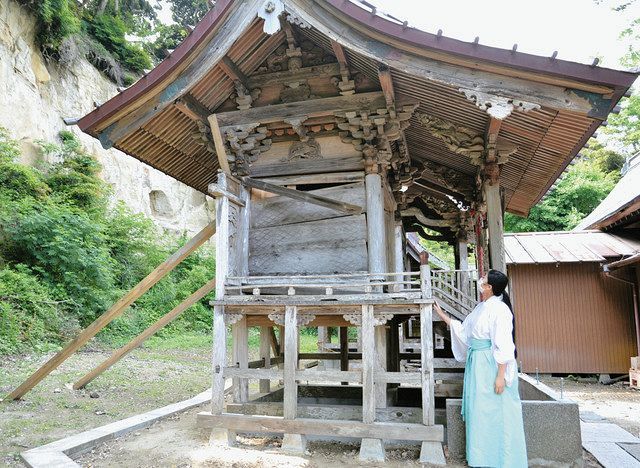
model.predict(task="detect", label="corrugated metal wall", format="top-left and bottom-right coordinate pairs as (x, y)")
top-left (509, 263), bottom-right (637, 374)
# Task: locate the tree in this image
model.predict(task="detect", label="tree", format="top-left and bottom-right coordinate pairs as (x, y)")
top-left (169, 0), bottom-right (211, 28)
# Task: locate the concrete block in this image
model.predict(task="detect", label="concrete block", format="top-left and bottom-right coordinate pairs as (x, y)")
top-left (281, 433), bottom-right (307, 454)
top-left (447, 398), bottom-right (583, 467)
top-left (359, 438), bottom-right (385, 462)
top-left (209, 428), bottom-right (236, 446)
top-left (419, 441), bottom-right (446, 466)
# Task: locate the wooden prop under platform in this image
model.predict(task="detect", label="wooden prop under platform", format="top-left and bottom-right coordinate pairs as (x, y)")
top-left (5, 222), bottom-right (216, 401)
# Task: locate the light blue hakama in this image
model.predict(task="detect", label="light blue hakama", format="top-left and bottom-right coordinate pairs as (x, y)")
top-left (462, 338), bottom-right (528, 468)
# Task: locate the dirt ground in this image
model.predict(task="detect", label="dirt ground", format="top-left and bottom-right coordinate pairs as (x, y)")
top-left (541, 375), bottom-right (640, 438)
top-left (1, 339), bottom-right (636, 467)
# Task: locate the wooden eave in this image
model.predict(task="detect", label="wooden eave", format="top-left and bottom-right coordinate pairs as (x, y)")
top-left (77, 0), bottom-right (638, 214)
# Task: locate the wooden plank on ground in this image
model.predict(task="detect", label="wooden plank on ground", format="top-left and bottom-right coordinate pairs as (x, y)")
top-left (196, 413), bottom-right (444, 442)
top-left (74, 278), bottom-right (216, 389)
top-left (5, 222), bottom-right (216, 401)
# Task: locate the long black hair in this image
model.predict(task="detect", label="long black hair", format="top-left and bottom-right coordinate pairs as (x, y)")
top-left (487, 269), bottom-right (517, 356)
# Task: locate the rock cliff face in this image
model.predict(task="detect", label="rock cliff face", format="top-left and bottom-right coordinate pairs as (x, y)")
top-left (0, 0), bottom-right (214, 235)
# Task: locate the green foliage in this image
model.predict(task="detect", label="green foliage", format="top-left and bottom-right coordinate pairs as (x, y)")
top-left (147, 24), bottom-right (188, 61)
top-left (18, 0), bottom-right (81, 57)
top-left (86, 14), bottom-right (152, 73)
top-left (0, 128), bottom-right (216, 354)
top-left (168, 0), bottom-right (210, 27)
top-left (606, 94), bottom-right (640, 153)
top-left (0, 265), bottom-right (64, 354)
top-left (505, 154), bottom-right (619, 232)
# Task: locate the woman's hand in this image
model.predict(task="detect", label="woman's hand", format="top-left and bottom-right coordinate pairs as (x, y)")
top-left (433, 301), bottom-right (450, 325)
top-left (494, 374), bottom-right (505, 395)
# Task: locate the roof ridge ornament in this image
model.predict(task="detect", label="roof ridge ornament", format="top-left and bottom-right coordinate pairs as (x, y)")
top-left (258, 0), bottom-right (285, 34)
top-left (459, 89), bottom-right (540, 120)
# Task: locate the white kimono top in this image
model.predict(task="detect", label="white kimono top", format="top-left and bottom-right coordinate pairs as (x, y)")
top-left (449, 294), bottom-right (518, 386)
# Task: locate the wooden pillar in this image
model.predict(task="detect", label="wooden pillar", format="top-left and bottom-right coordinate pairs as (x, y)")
top-left (232, 317), bottom-right (249, 403)
top-left (365, 172), bottom-right (387, 282)
top-left (340, 326), bottom-right (349, 385)
top-left (420, 304), bottom-right (435, 425)
top-left (458, 236), bottom-right (470, 296)
top-left (483, 174), bottom-right (506, 274)
top-left (283, 306), bottom-right (298, 420)
top-left (361, 305), bottom-right (376, 424)
top-left (317, 326), bottom-right (328, 352)
top-left (211, 305), bottom-right (226, 415)
top-left (393, 222), bottom-right (405, 291)
top-left (375, 323), bottom-right (388, 408)
top-left (259, 326), bottom-right (271, 393)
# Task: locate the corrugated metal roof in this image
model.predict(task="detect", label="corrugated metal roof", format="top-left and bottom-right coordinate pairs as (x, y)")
top-left (504, 230), bottom-right (640, 264)
top-left (575, 153), bottom-right (640, 230)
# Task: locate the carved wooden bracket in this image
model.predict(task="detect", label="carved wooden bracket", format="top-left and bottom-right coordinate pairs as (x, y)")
top-left (222, 124), bottom-right (272, 175)
top-left (459, 89), bottom-right (540, 120)
top-left (343, 312), bottom-right (394, 327)
top-left (268, 312), bottom-right (316, 326)
top-left (225, 313), bottom-right (243, 326)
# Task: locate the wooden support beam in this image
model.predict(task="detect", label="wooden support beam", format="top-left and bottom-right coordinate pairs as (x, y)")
top-left (232, 316), bottom-right (249, 403)
top-left (74, 278), bottom-right (216, 389)
top-left (208, 115), bottom-right (231, 175)
top-left (259, 326), bottom-right (271, 393)
top-left (241, 177), bottom-right (363, 215)
top-left (420, 304), bottom-right (435, 425)
top-left (365, 172), bottom-right (387, 281)
top-left (219, 56), bottom-right (250, 88)
top-left (208, 183), bottom-right (245, 206)
top-left (284, 306), bottom-right (298, 420)
top-left (247, 63), bottom-right (341, 89)
top-left (197, 413), bottom-right (444, 442)
top-left (401, 207), bottom-right (457, 228)
top-left (361, 305), bottom-right (376, 424)
top-left (216, 91), bottom-right (417, 127)
top-left (270, 326), bottom-right (280, 356)
top-left (378, 65), bottom-right (395, 108)
top-left (174, 94), bottom-right (211, 122)
top-left (331, 40), bottom-right (349, 70)
top-left (5, 222), bottom-right (216, 401)
top-left (212, 305), bottom-right (227, 415)
top-left (484, 180), bottom-right (506, 273)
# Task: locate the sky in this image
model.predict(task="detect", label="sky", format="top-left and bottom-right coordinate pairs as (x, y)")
top-left (368, 0), bottom-right (639, 69)
top-left (157, 0), bottom-right (639, 70)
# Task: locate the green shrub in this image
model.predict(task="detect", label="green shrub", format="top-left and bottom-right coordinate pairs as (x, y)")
top-left (0, 162), bottom-right (50, 200)
top-left (18, 0), bottom-right (81, 57)
top-left (0, 266), bottom-right (64, 354)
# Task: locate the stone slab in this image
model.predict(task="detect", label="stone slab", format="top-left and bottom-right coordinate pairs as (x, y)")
top-left (359, 438), bottom-right (385, 462)
top-left (281, 433), bottom-right (307, 454)
top-left (579, 411), bottom-right (606, 422)
top-left (419, 441), bottom-right (446, 466)
top-left (583, 442), bottom-right (640, 468)
top-left (620, 443), bottom-right (640, 461)
top-left (581, 422), bottom-right (639, 443)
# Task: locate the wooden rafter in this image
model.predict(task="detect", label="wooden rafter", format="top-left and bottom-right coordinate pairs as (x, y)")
top-left (219, 56), bottom-right (250, 89)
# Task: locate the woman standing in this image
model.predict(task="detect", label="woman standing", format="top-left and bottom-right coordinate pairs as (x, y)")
top-left (434, 269), bottom-right (527, 467)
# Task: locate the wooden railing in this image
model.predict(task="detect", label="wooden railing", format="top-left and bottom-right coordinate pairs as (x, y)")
top-left (431, 269), bottom-right (478, 319)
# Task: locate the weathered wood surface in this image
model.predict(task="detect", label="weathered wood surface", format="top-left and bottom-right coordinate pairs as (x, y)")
top-left (420, 304), bottom-right (435, 425)
top-left (249, 215), bottom-right (368, 276)
top-left (251, 182), bottom-right (366, 229)
top-left (484, 181), bottom-right (506, 273)
top-left (74, 278), bottom-right (216, 389)
top-left (286, 0), bottom-right (614, 118)
top-left (5, 222), bottom-right (216, 401)
top-left (365, 173), bottom-right (387, 282)
top-left (250, 154), bottom-right (364, 178)
top-left (212, 305), bottom-right (226, 414)
top-left (196, 413), bottom-right (444, 442)
top-left (259, 326), bottom-right (271, 393)
top-left (259, 171), bottom-right (364, 187)
top-left (226, 402), bottom-right (424, 424)
top-left (284, 306), bottom-right (298, 419)
top-left (295, 370), bottom-right (362, 383)
top-left (232, 317), bottom-right (249, 403)
top-left (224, 368), bottom-right (283, 380)
top-left (247, 63), bottom-right (341, 89)
top-left (242, 177), bottom-right (362, 216)
top-left (216, 91), bottom-right (417, 127)
top-left (361, 305), bottom-right (376, 424)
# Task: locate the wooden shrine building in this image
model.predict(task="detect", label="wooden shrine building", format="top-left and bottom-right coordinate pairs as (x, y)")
top-left (7, 0), bottom-right (637, 464)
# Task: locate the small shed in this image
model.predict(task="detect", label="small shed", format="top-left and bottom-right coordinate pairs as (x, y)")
top-left (505, 230), bottom-right (640, 374)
